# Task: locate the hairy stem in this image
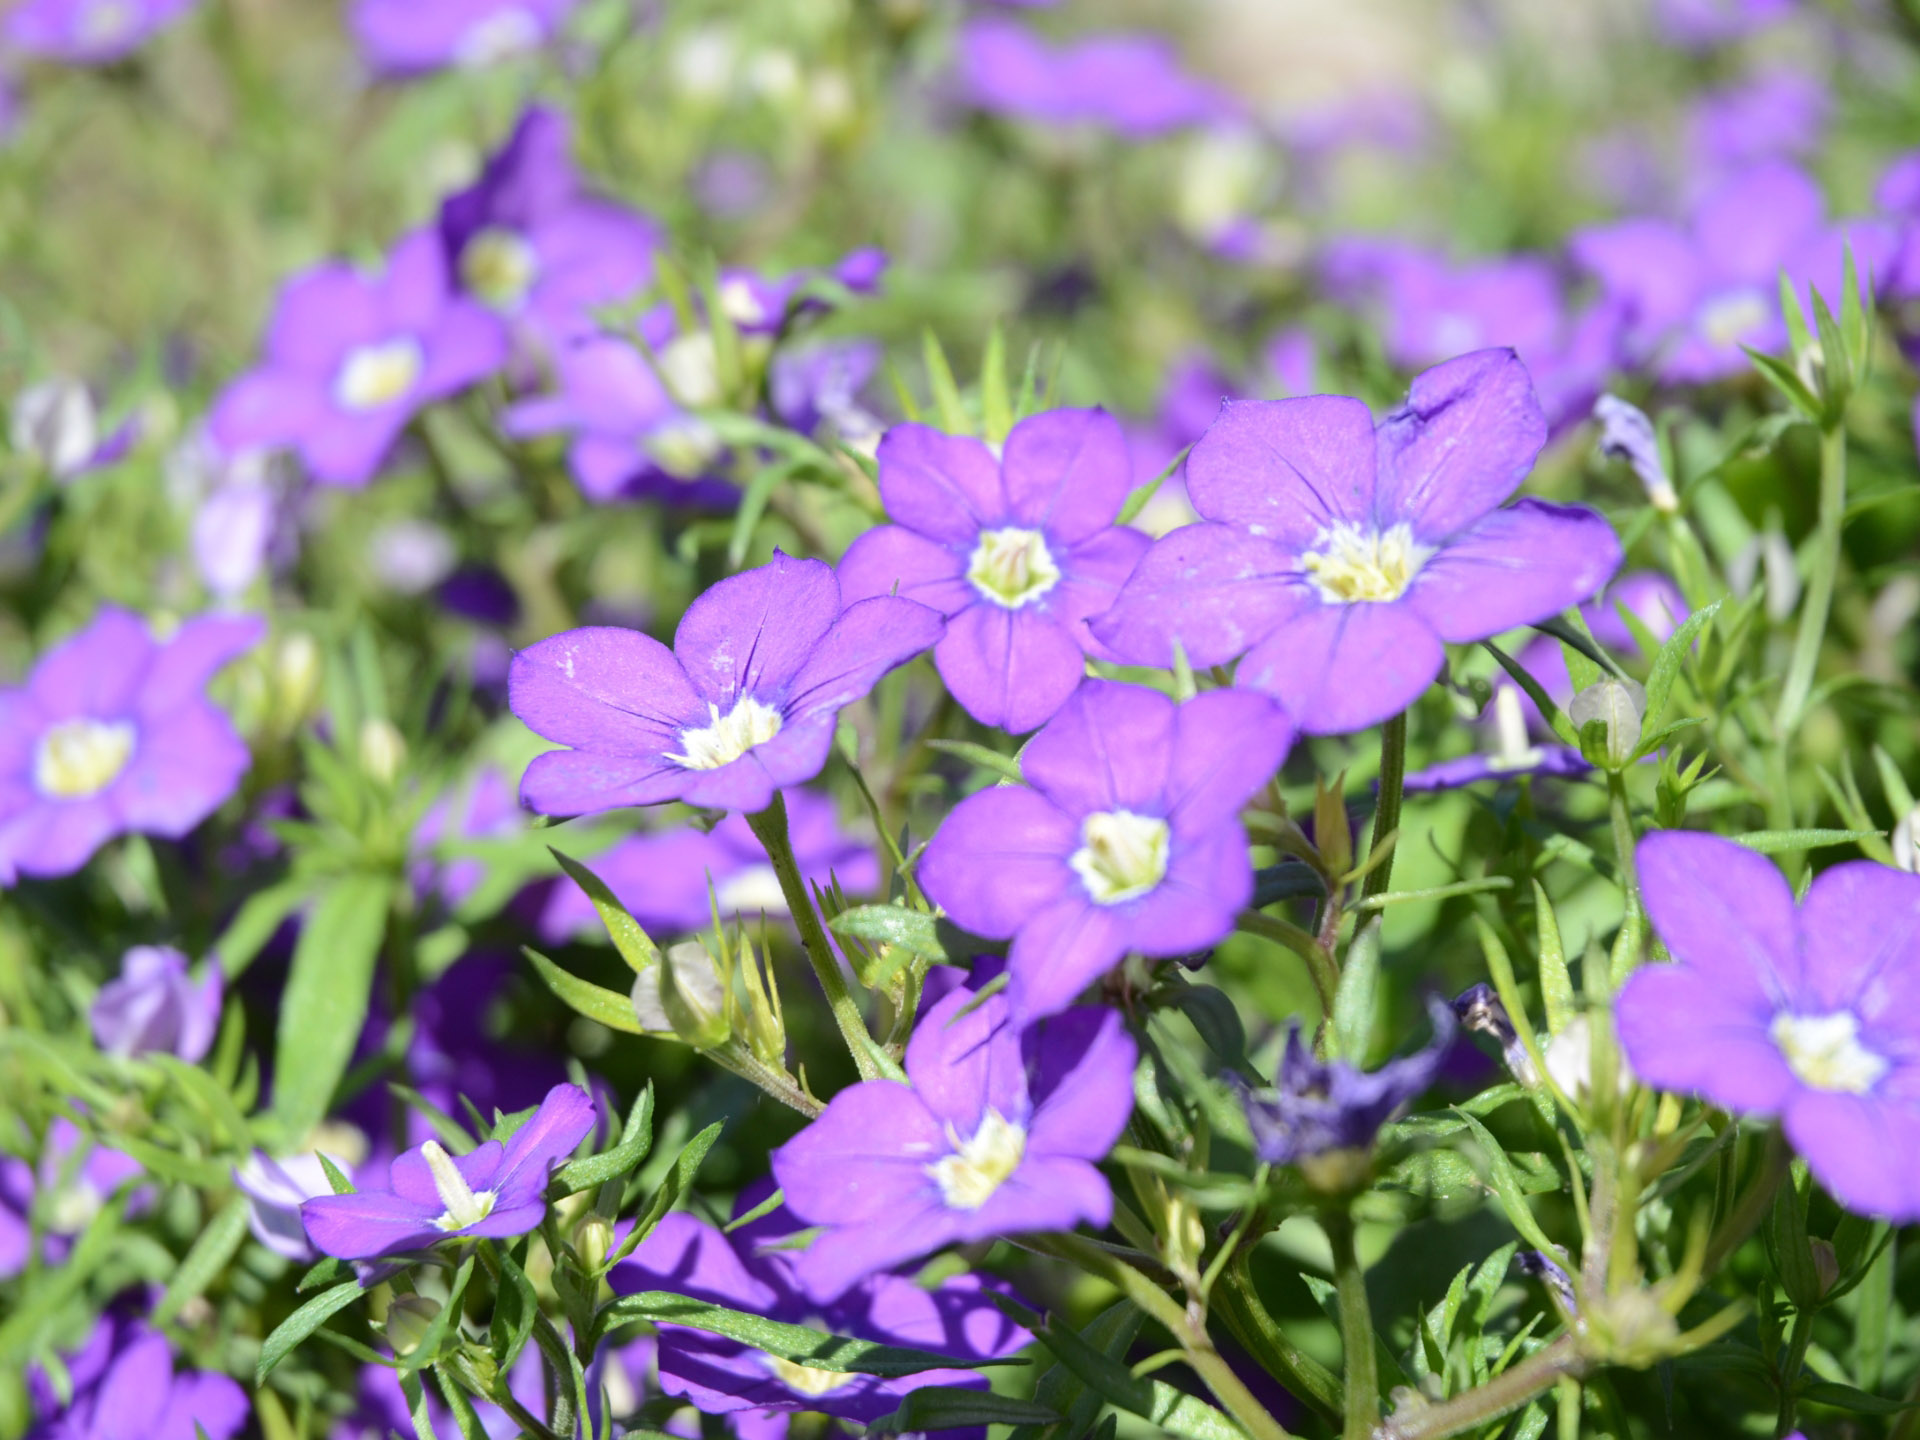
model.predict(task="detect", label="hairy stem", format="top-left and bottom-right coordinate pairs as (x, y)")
top-left (1326, 1210), bottom-right (1378, 1440)
top-left (1362, 712), bottom-right (1408, 903)
top-left (1774, 421), bottom-right (1847, 737)
top-left (1375, 1335), bottom-right (1587, 1440)
top-left (1775, 1307), bottom-right (1816, 1438)
top-left (1216, 1257), bottom-right (1343, 1423)
top-left (1606, 770), bottom-right (1643, 985)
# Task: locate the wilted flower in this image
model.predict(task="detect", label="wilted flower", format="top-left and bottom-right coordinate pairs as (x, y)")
top-left (1616, 832), bottom-right (1920, 1221)
top-left (837, 409), bottom-right (1150, 733)
top-left (0, 609), bottom-right (263, 882)
top-left (3, 0), bottom-right (196, 65)
top-left (27, 1310), bottom-right (247, 1440)
top-left (89, 945), bottom-right (222, 1062)
top-left (1095, 350), bottom-right (1622, 735)
top-left (510, 552), bottom-right (942, 817)
top-left (300, 1082), bottom-right (593, 1259)
top-left (350, 0), bottom-right (576, 75)
top-left (210, 229), bottom-right (507, 487)
top-left (1453, 983), bottom-right (1539, 1086)
top-left (771, 985), bottom-right (1135, 1301)
top-left (920, 680), bottom-right (1291, 1020)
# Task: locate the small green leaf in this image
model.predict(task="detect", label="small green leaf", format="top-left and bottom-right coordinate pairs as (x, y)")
top-left (153, 1192), bottom-right (250, 1326)
top-left (1331, 916), bottom-right (1381, 1065)
top-left (1450, 1110), bottom-right (1565, 1259)
top-left (925, 737), bottom-right (1024, 785)
top-left (1641, 600), bottom-right (1718, 729)
top-left (1532, 882), bottom-right (1575, 1037)
top-left (981, 324), bottom-right (1012, 445)
top-left (606, 1120), bottom-right (725, 1269)
top-left (922, 329), bottom-right (969, 435)
top-left (523, 946), bottom-right (644, 1034)
top-left (257, 1281), bottom-right (364, 1382)
top-left (1484, 642), bottom-right (1578, 746)
top-left (213, 878), bottom-right (313, 979)
top-left (1732, 828), bottom-right (1882, 855)
top-left (549, 848), bottom-right (661, 975)
top-left (1116, 445), bottom-right (1191, 526)
top-left (272, 873), bottom-right (393, 1141)
top-left (551, 1083), bottom-right (654, 1197)
top-left (826, 904), bottom-right (1002, 965)
top-left (1798, 1381), bottom-right (1919, 1416)
top-left (871, 1388), bottom-right (1061, 1435)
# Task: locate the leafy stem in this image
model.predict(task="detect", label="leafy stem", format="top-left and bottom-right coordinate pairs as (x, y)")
top-left (1362, 711), bottom-right (1408, 903)
top-left (1326, 1208), bottom-right (1378, 1440)
top-left (1774, 420), bottom-right (1847, 738)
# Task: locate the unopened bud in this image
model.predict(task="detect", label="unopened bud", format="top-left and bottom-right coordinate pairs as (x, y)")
top-left (385, 1295), bottom-right (440, 1357)
top-left (358, 718), bottom-right (406, 785)
top-left (633, 940), bottom-right (730, 1049)
top-left (1543, 1015), bottom-right (1633, 1103)
top-left (1312, 772), bottom-right (1352, 880)
top-left (1809, 1238), bottom-right (1840, 1299)
top-left (10, 379), bottom-right (97, 478)
top-left (1593, 394), bottom-right (1678, 514)
top-left (273, 633), bottom-right (322, 727)
top-left (574, 1213), bottom-right (615, 1271)
top-left (1569, 676), bottom-right (1645, 770)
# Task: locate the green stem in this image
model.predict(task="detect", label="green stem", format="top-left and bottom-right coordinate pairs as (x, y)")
top-left (1606, 771), bottom-right (1643, 986)
top-left (1236, 910), bottom-right (1339, 1020)
top-left (1775, 1308), bottom-right (1816, 1437)
top-left (1705, 1129), bottom-right (1790, 1274)
top-left (1362, 712), bottom-right (1407, 904)
top-left (745, 792), bottom-right (899, 1083)
top-left (1774, 421), bottom-right (1847, 738)
top-left (1376, 1334), bottom-right (1587, 1440)
top-left (1216, 1257), bottom-right (1343, 1423)
top-left (1326, 1210), bottom-right (1378, 1440)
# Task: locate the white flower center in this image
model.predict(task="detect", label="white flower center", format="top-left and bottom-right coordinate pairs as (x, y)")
top-left (454, 8), bottom-right (542, 67)
top-left (421, 1140), bottom-right (497, 1232)
top-left (460, 227), bottom-right (540, 311)
top-left (333, 338), bottom-right (423, 412)
top-left (1697, 289), bottom-right (1771, 349)
top-left (715, 863), bottom-right (789, 917)
top-left (658, 332), bottom-right (721, 408)
top-left (34, 719), bottom-right (136, 799)
top-left (1070, 809), bottom-right (1170, 905)
top-left (79, 0), bottom-right (137, 45)
top-left (926, 1108), bottom-right (1026, 1211)
top-left (645, 416), bottom-right (722, 479)
top-left (967, 527), bottom-right (1061, 609)
top-left (719, 278), bottom-right (769, 329)
top-left (766, 1355), bottom-right (858, 1397)
top-left (1770, 1011), bottom-right (1887, 1094)
top-left (670, 697), bottom-right (784, 771)
top-left (1302, 521), bottom-right (1431, 604)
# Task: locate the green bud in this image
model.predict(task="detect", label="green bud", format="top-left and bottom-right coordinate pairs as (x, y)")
top-left (1570, 677), bottom-right (1645, 770)
top-left (634, 940), bottom-right (730, 1049)
top-left (574, 1213), bottom-right (615, 1272)
top-left (0, 1369), bottom-right (29, 1440)
top-left (357, 717), bottom-right (407, 785)
top-left (385, 1295), bottom-right (440, 1357)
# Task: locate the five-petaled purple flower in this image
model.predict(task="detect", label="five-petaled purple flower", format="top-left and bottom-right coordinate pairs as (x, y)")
top-left (300, 1082), bottom-right (594, 1259)
top-left (350, 0), bottom-right (576, 75)
top-left (838, 410), bottom-right (1149, 733)
top-left (510, 552), bottom-right (943, 817)
top-left (1093, 350), bottom-right (1622, 736)
top-left (919, 679), bottom-right (1291, 1021)
top-left (27, 1310), bottom-right (248, 1440)
top-left (611, 1189), bottom-right (1029, 1421)
top-left (3, 0), bottom-right (195, 65)
top-left (1616, 832), bottom-right (1920, 1223)
top-left (211, 229), bottom-right (507, 487)
top-left (90, 945), bottom-right (223, 1063)
top-left (0, 608), bottom-right (263, 882)
top-left (440, 106), bottom-right (661, 352)
top-left (772, 984), bottom-right (1136, 1301)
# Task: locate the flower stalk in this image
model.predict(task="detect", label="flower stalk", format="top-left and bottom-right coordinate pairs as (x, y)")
top-left (1361, 712), bottom-right (1407, 903)
top-left (1326, 1209), bottom-right (1379, 1440)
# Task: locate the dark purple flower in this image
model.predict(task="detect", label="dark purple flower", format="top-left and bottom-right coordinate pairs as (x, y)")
top-left (27, 1311), bottom-right (247, 1440)
top-left (1617, 833), bottom-right (1920, 1222)
top-left (211, 229), bottom-right (508, 488)
top-left (440, 106), bottom-right (661, 352)
top-left (770, 340), bottom-right (884, 448)
top-left (350, 0), bottom-right (575, 75)
top-left (920, 680), bottom-right (1290, 1021)
top-left (89, 945), bottom-right (222, 1062)
top-left (301, 1082), bottom-right (594, 1259)
top-left (1094, 350), bottom-right (1622, 736)
top-left (772, 985), bottom-right (1135, 1301)
top-left (3, 0), bottom-right (194, 64)
top-left (510, 552), bottom-right (943, 817)
top-left (838, 411), bottom-right (1148, 733)
top-left (1233, 998), bottom-right (1455, 1165)
top-left (0, 608), bottom-right (263, 881)
top-left (540, 788), bottom-right (878, 941)
top-left (1571, 163), bottom-right (1893, 384)
top-left (611, 1194), bottom-right (1029, 1420)
top-left (957, 19), bottom-right (1236, 137)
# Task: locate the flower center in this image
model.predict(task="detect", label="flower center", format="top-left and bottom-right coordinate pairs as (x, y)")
top-left (766, 1355), bottom-right (858, 1397)
top-left (645, 416), bottom-right (722, 479)
top-left (1697, 288), bottom-right (1771, 349)
top-left (670, 697), bottom-right (784, 771)
top-left (333, 338), bottom-right (423, 412)
top-left (658, 332), bottom-right (721, 408)
top-left (1301, 522), bottom-right (1430, 604)
top-left (460, 227), bottom-right (540, 311)
top-left (34, 719), bottom-right (136, 799)
top-left (1069, 809), bottom-right (1170, 905)
top-left (967, 527), bottom-right (1061, 609)
top-left (421, 1140), bottom-right (497, 1232)
top-left (79, 0), bottom-right (136, 44)
top-left (1770, 1011), bottom-right (1887, 1094)
top-left (715, 864), bottom-right (788, 916)
top-left (926, 1108), bottom-right (1026, 1211)
top-left (454, 8), bottom-right (542, 67)
top-left (719, 278), bottom-right (769, 329)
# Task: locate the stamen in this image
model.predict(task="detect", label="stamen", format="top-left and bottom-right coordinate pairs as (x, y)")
top-left (34, 719), bottom-right (136, 799)
top-left (927, 1108), bottom-right (1026, 1210)
top-left (421, 1140), bottom-right (496, 1232)
top-left (334, 339), bottom-right (423, 412)
top-left (669, 697), bottom-right (784, 771)
top-left (460, 227), bottom-right (540, 311)
top-left (1301, 522), bottom-right (1431, 605)
top-left (1069, 810), bottom-right (1171, 905)
top-left (967, 528), bottom-right (1061, 609)
top-left (1771, 1011), bottom-right (1886, 1094)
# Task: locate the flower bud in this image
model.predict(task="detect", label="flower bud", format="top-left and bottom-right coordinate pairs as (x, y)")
top-left (384, 1295), bottom-right (440, 1357)
top-left (1452, 983), bottom-right (1538, 1087)
top-left (633, 940), bottom-right (730, 1049)
top-left (1809, 1238), bottom-right (1840, 1299)
top-left (273, 633), bottom-right (323, 728)
top-left (358, 718), bottom-right (407, 786)
top-left (10, 379), bottom-right (97, 478)
top-left (1593, 394), bottom-right (1678, 514)
top-left (1569, 676), bottom-right (1645, 770)
top-left (573, 1212), bottom-right (614, 1271)
top-left (1543, 1014), bottom-right (1633, 1102)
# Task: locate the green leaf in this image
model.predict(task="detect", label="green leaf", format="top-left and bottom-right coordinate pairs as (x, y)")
top-left (826, 904), bottom-right (1002, 964)
top-left (152, 1192), bottom-right (250, 1326)
top-left (1641, 600), bottom-right (1718, 729)
top-left (272, 873), bottom-right (393, 1141)
top-left (871, 1388), bottom-right (1061, 1435)
top-left (487, 1247), bottom-right (541, 1375)
top-left (1483, 642), bottom-right (1578, 746)
top-left (1033, 1309), bottom-right (1246, 1440)
top-left (213, 878), bottom-right (313, 979)
top-left (925, 737), bottom-right (1024, 785)
top-left (981, 325), bottom-right (1012, 445)
top-left (1743, 345), bottom-right (1820, 420)
top-left (1532, 882), bottom-right (1575, 1036)
top-left (922, 329), bottom-right (969, 435)
top-left (551, 1083), bottom-right (654, 1197)
top-left (1450, 1110), bottom-right (1565, 1258)
top-left (1799, 1381), bottom-right (1919, 1416)
top-left (1331, 916), bottom-right (1381, 1065)
top-left (394, 1256), bottom-right (477, 1378)
top-left (1731, 828), bottom-right (1882, 855)
top-left (1810, 284), bottom-right (1851, 407)
top-left (150, 1053), bottom-right (253, 1154)
top-left (607, 1121), bottom-right (725, 1269)
top-left (257, 1281), bottom-right (364, 1382)
top-left (1168, 984), bottom-right (1250, 1071)
top-left (523, 946), bottom-right (644, 1035)
top-left (549, 848), bottom-right (661, 975)
top-left (1116, 445), bottom-right (1191, 527)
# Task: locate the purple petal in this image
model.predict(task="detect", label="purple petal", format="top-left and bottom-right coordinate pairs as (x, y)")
top-left (112, 704), bottom-right (254, 836)
top-left (612, 1211), bottom-right (780, 1310)
top-left (9, 798), bottom-right (127, 879)
top-left (28, 607), bottom-right (153, 717)
top-left (918, 787), bottom-right (1078, 937)
top-left (1026, 1005), bottom-right (1138, 1159)
top-left (785, 594), bottom-right (945, 721)
top-left (1403, 500), bottom-right (1622, 644)
top-left (1796, 862), bottom-right (1920, 1023)
top-left (300, 408), bottom-right (409, 488)
top-left (1693, 162), bottom-right (1825, 285)
top-left (772, 1082), bottom-right (946, 1226)
top-left (519, 748), bottom-right (695, 817)
top-left (490, 1082), bottom-right (596, 1203)
top-left (676, 712), bottom-right (838, 813)
top-left (301, 1189), bottom-right (443, 1260)
top-left (674, 554), bottom-right (843, 708)
top-left (1053, 527), bottom-right (1152, 652)
top-left (875, 425), bottom-right (1007, 543)
top-left (1092, 523), bottom-right (1312, 669)
top-left (155, 1371), bottom-right (250, 1440)
top-left (1019, 680), bottom-right (1173, 817)
top-left (1000, 408), bottom-right (1133, 544)
top-left (837, 527), bottom-right (974, 615)
top-left (1185, 395), bottom-right (1377, 545)
top-left (1373, 350), bottom-right (1548, 540)
top-left (933, 604), bottom-right (1084, 734)
top-left (208, 371), bottom-right (325, 453)
top-left (966, 1154), bottom-right (1111, 1239)
top-left (1614, 965), bottom-right (1792, 1114)
top-left (788, 1202), bottom-right (961, 1304)
top-left (418, 302), bottom-right (509, 398)
top-left (96, 1330), bottom-right (174, 1440)
top-left (1569, 220), bottom-right (1702, 344)
top-left (1006, 893), bottom-right (1128, 1020)
top-left (138, 614), bottom-right (267, 717)
top-left (510, 626), bottom-right (701, 752)
top-left (265, 264), bottom-right (384, 372)
top-left (1235, 599), bottom-right (1445, 736)
top-left (1166, 689), bottom-right (1293, 832)
top-left (902, 987), bottom-right (1030, 1135)
top-left (1783, 1090), bottom-right (1920, 1223)
top-left (1636, 831), bottom-right (1800, 996)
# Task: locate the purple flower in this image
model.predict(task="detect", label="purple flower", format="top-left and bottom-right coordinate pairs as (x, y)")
top-left (1571, 163), bottom-right (1892, 384)
top-left (350, 0), bottom-right (575, 75)
top-left (771, 984), bottom-right (1135, 1301)
top-left (234, 1144), bottom-right (360, 1262)
top-left (540, 788), bottom-right (878, 942)
top-left (611, 1194), bottom-right (1029, 1420)
top-left (1684, 68), bottom-right (1826, 181)
top-left (838, 410), bottom-right (1148, 733)
top-left (440, 106), bottom-right (661, 352)
top-left (1093, 350), bottom-right (1622, 736)
top-left (413, 766), bottom-right (523, 912)
top-left (3, 0), bottom-right (195, 64)
top-left (0, 608), bottom-right (263, 882)
top-left (1233, 998), bottom-right (1456, 1165)
top-left (716, 249), bottom-right (888, 336)
top-left (300, 1082), bottom-right (593, 1259)
top-left (211, 229), bottom-right (507, 488)
top-left (770, 340), bottom-right (884, 449)
top-left (1, 1118), bottom-right (148, 1279)
top-left (920, 680), bottom-right (1290, 1021)
top-left (89, 945), bottom-right (222, 1062)
top-left (1652, 0), bottom-right (1792, 48)
top-left (28, 1311), bottom-right (247, 1440)
top-left (957, 19), bottom-right (1235, 137)
top-left (1617, 833), bottom-right (1920, 1222)
top-left (510, 552), bottom-right (943, 817)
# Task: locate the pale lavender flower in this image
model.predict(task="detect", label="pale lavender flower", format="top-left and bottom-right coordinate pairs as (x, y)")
top-left (4, 0), bottom-right (195, 64)
top-left (351, 0), bottom-right (576, 75)
top-left (1, 1117), bottom-right (149, 1278)
top-left (957, 19), bottom-right (1235, 137)
top-left (234, 1138), bottom-right (365, 1262)
top-left (89, 945), bottom-right (222, 1062)
top-left (1653, 0), bottom-right (1793, 48)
